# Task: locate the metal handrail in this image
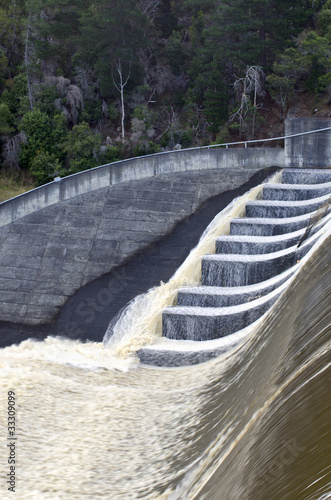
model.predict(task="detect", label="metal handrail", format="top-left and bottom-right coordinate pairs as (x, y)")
top-left (110, 125), bottom-right (331, 160)
top-left (76, 124), bottom-right (331, 173)
top-left (199, 125), bottom-right (331, 150)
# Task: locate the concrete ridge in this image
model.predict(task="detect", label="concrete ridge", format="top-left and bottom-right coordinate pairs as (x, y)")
top-left (0, 147), bottom-right (284, 228)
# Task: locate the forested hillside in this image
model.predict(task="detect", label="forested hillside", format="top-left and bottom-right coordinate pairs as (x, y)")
top-left (0, 0), bottom-right (330, 186)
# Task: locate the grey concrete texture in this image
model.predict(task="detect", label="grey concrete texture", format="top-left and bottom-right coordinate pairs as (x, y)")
top-left (0, 168), bottom-right (262, 326)
top-left (285, 118), bottom-right (331, 168)
top-left (282, 168), bottom-right (331, 184)
top-left (262, 182), bottom-right (331, 201)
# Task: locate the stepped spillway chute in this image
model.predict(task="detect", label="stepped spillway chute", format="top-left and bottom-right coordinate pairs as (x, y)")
top-left (245, 192), bottom-right (330, 218)
top-left (229, 208), bottom-right (330, 236)
top-left (162, 279), bottom-right (289, 342)
top-left (103, 181), bottom-right (267, 355)
top-left (262, 181), bottom-right (331, 201)
top-left (281, 168), bottom-right (331, 184)
top-left (135, 168), bottom-right (330, 366)
top-left (177, 265), bottom-right (298, 308)
top-left (202, 223), bottom-right (326, 288)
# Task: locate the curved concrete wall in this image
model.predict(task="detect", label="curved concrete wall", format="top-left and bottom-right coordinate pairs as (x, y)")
top-left (0, 167), bottom-right (278, 340)
top-left (0, 147), bottom-right (284, 228)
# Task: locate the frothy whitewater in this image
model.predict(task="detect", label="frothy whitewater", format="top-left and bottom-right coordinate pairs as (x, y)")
top-left (1, 172), bottom-right (330, 499)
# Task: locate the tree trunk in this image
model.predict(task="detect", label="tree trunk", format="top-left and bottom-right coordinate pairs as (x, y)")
top-left (120, 84), bottom-right (125, 141)
top-left (113, 60), bottom-right (131, 142)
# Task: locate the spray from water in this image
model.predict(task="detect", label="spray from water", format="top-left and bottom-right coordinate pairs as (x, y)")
top-left (103, 172), bottom-right (281, 357)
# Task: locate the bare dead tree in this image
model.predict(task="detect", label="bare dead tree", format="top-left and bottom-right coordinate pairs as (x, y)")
top-left (247, 66), bottom-right (266, 137)
top-left (155, 105), bottom-right (180, 145)
top-left (138, 0), bottom-right (162, 21)
top-left (112, 60), bottom-right (131, 141)
top-left (230, 66), bottom-right (265, 139)
top-left (2, 132), bottom-right (27, 169)
top-left (101, 100), bottom-right (109, 118)
top-left (44, 75), bottom-right (70, 94)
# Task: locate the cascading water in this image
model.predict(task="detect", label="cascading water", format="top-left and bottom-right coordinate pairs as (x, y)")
top-left (0, 169), bottom-right (330, 500)
top-left (103, 174), bottom-right (280, 357)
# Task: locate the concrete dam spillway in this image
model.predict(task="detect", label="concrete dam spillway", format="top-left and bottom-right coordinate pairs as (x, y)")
top-left (105, 168), bottom-right (331, 368)
top-left (0, 123), bottom-right (331, 498)
top-left (0, 166), bottom-right (278, 344)
top-left (0, 167), bottom-right (330, 499)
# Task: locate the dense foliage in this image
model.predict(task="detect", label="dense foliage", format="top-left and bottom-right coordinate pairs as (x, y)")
top-left (0, 0), bottom-right (329, 184)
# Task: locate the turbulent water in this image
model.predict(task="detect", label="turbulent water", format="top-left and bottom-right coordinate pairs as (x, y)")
top-left (0, 174), bottom-right (330, 499)
top-left (103, 181), bottom-right (269, 356)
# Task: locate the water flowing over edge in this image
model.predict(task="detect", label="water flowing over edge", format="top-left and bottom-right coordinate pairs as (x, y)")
top-left (0, 168), bottom-right (329, 499)
top-left (103, 171), bottom-right (282, 358)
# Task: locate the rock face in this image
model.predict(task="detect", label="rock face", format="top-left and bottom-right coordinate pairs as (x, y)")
top-left (139, 168), bottom-right (331, 366)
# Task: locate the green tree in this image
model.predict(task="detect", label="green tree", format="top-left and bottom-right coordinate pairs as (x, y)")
top-left (77, 0), bottom-right (150, 136)
top-left (302, 31), bottom-right (331, 99)
top-left (318, 0), bottom-right (331, 37)
top-left (18, 109), bottom-right (67, 175)
top-left (0, 8), bottom-right (10, 80)
top-left (23, 0), bottom-right (44, 111)
top-left (202, 59), bottom-right (229, 133)
top-left (62, 122), bottom-right (102, 174)
top-left (154, 0), bottom-right (177, 37)
top-left (0, 1), bottom-right (25, 80)
top-left (267, 48), bottom-right (311, 120)
top-left (30, 150), bottom-right (61, 185)
top-left (78, 0), bottom-right (149, 95)
top-left (35, 0), bottom-right (83, 76)
top-left (302, 32), bottom-right (331, 74)
top-left (0, 103), bottom-right (14, 134)
top-left (0, 74), bottom-right (30, 119)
